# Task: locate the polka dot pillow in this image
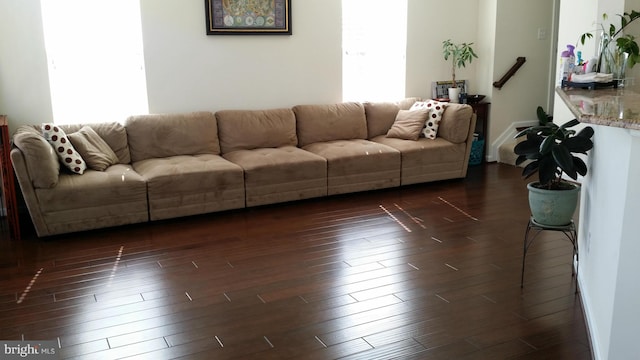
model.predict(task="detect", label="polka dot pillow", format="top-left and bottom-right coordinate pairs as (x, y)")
top-left (42, 123), bottom-right (86, 174)
top-left (409, 100), bottom-right (446, 139)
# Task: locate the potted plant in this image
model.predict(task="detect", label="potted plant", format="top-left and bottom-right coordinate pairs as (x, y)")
top-left (513, 106), bottom-right (594, 226)
top-left (578, 11), bottom-right (640, 82)
top-left (442, 39), bottom-right (478, 103)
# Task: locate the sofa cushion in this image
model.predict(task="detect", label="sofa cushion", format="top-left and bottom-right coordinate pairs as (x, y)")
top-left (126, 112), bottom-right (219, 162)
top-left (60, 122), bottom-right (131, 164)
top-left (216, 108), bottom-right (298, 154)
top-left (133, 154), bottom-right (245, 220)
top-left (437, 103), bottom-right (473, 144)
top-left (409, 100), bottom-right (446, 139)
top-left (42, 123), bottom-right (86, 174)
top-left (371, 135), bottom-right (468, 185)
top-left (35, 163), bottom-right (147, 217)
top-left (68, 126), bottom-right (119, 171)
top-left (364, 97), bottom-right (420, 138)
top-left (223, 146), bottom-right (327, 207)
top-left (293, 102), bottom-right (367, 147)
top-left (12, 127), bottom-right (60, 188)
top-left (386, 109), bottom-right (429, 141)
top-left (302, 139), bottom-right (400, 195)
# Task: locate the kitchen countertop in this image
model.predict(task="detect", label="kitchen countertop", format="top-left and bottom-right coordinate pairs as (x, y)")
top-left (556, 86), bottom-right (640, 130)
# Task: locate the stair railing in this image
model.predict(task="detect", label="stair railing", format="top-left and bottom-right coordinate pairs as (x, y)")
top-left (493, 57), bottom-right (527, 89)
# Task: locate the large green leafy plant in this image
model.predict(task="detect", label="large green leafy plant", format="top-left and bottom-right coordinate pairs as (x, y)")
top-left (514, 107), bottom-right (594, 190)
top-left (442, 39), bottom-right (478, 88)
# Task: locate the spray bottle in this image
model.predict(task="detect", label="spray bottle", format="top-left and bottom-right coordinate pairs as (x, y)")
top-left (559, 44), bottom-right (576, 85)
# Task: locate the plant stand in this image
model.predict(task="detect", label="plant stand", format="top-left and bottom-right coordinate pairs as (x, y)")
top-left (521, 217), bottom-right (578, 293)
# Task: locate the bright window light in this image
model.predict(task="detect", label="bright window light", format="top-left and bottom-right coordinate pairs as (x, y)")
top-left (342, 0), bottom-right (408, 102)
top-left (41, 0), bottom-right (149, 124)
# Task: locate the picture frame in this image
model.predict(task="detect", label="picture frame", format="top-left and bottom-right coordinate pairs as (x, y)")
top-left (431, 80), bottom-right (468, 99)
top-left (205, 0), bottom-right (292, 35)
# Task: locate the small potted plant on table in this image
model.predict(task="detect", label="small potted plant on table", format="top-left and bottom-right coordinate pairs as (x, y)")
top-left (513, 107), bottom-right (594, 226)
top-left (442, 39), bottom-right (478, 102)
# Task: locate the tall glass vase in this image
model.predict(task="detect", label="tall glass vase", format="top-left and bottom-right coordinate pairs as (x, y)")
top-left (597, 34), bottom-right (629, 87)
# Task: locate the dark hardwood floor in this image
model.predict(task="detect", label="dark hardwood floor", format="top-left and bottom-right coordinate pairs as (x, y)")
top-left (0, 163), bottom-right (592, 359)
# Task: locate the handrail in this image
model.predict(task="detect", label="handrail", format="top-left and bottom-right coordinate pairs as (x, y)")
top-left (493, 57), bottom-right (526, 89)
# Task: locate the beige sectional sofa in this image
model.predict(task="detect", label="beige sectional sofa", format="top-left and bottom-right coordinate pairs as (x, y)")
top-left (10, 99), bottom-right (476, 237)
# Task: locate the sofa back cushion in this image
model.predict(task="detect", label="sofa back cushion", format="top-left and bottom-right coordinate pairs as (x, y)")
top-left (216, 108), bottom-right (297, 154)
top-left (126, 112), bottom-right (220, 162)
top-left (438, 103), bottom-right (473, 144)
top-left (12, 126), bottom-right (60, 188)
top-left (59, 122), bottom-right (131, 164)
top-left (293, 102), bottom-right (367, 147)
top-left (364, 97), bottom-right (420, 138)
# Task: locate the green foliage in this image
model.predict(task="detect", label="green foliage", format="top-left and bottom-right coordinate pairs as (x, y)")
top-left (579, 10), bottom-right (640, 70)
top-left (442, 39), bottom-right (478, 87)
top-left (514, 107), bottom-right (594, 190)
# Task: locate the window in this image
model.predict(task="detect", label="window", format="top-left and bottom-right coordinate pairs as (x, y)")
top-left (41, 0), bottom-right (148, 124)
top-left (342, 0), bottom-right (408, 102)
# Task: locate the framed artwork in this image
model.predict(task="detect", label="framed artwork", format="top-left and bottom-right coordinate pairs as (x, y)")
top-left (431, 80), bottom-right (468, 99)
top-left (205, 0), bottom-right (292, 35)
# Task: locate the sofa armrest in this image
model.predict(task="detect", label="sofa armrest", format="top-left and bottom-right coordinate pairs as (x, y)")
top-left (437, 103), bottom-right (475, 144)
top-left (10, 147), bottom-right (51, 237)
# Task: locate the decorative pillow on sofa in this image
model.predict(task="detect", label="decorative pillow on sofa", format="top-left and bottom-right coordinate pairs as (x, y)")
top-left (42, 123), bottom-right (86, 174)
top-left (68, 126), bottom-right (119, 171)
top-left (409, 100), bottom-right (446, 139)
top-left (386, 109), bottom-right (429, 140)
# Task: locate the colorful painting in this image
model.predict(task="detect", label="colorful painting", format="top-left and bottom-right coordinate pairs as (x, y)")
top-left (205, 0), bottom-right (291, 35)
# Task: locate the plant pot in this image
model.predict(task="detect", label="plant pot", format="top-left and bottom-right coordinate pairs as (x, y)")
top-left (527, 182), bottom-right (580, 226)
top-left (448, 87), bottom-right (460, 103)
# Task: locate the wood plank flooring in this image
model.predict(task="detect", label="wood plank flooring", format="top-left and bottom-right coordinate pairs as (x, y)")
top-left (0, 163), bottom-right (592, 359)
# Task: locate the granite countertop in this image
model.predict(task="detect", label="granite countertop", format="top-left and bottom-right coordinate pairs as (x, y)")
top-left (556, 86), bottom-right (640, 130)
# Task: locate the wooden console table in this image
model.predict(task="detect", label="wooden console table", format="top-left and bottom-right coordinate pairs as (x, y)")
top-left (0, 115), bottom-right (20, 240)
top-left (470, 102), bottom-right (490, 163)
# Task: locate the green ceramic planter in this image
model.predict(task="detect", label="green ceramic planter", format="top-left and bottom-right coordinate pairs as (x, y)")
top-left (527, 182), bottom-right (580, 226)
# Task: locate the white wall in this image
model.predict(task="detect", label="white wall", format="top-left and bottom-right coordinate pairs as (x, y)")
top-left (0, 0), bottom-right (54, 133)
top-left (554, 1), bottom-right (640, 357)
top-left (405, 0), bottom-right (479, 97)
top-left (552, 0), bottom-right (598, 125)
top-left (578, 126), bottom-right (640, 360)
top-left (0, 0), bottom-right (482, 131)
top-left (140, 0), bottom-right (343, 113)
top-left (484, 0), bottom-right (555, 161)
top-left (476, 0), bottom-right (497, 101)
top-left (0, 0), bottom-right (554, 157)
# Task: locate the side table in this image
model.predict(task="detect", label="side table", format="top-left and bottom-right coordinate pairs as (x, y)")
top-left (469, 102), bottom-right (490, 163)
top-left (521, 217), bottom-right (578, 293)
top-left (0, 115), bottom-right (20, 240)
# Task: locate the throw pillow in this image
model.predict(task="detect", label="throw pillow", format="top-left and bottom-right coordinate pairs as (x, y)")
top-left (386, 109), bottom-right (429, 140)
top-left (42, 123), bottom-right (86, 174)
top-left (68, 126), bottom-right (119, 171)
top-left (410, 100), bottom-right (446, 139)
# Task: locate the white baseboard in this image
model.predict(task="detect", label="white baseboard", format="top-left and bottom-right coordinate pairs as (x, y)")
top-left (578, 275), bottom-right (602, 360)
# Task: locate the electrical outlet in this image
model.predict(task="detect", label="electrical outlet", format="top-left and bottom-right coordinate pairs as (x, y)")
top-left (537, 28), bottom-right (547, 40)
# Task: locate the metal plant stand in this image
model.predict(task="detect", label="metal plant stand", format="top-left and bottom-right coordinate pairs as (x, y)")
top-left (521, 217), bottom-right (578, 293)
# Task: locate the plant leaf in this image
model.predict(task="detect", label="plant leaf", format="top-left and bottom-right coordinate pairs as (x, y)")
top-left (538, 156), bottom-right (556, 185)
top-left (574, 157), bottom-right (588, 176)
top-left (539, 136), bottom-right (555, 155)
top-left (576, 126), bottom-right (594, 139)
top-left (564, 136), bottom-right (594, 153)
top-left (515, 154), bottom-right (528, 166)
top-left (514, 137), bottom-right (542, 155)
top-left (552, 145), bottom-right (577, 179)
top-left (536, 106), bottom-right (549, 125)
top-left (559, 119), bottom-right (580, 130)
top-left (521, 160), bottom-right (539, 180)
